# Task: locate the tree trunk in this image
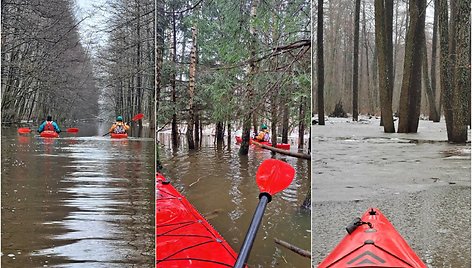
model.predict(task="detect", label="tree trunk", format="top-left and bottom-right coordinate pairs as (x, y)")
top-left (298, 97), bottom-right (305, 149)
top-left (374, 0), bottom-right (395, 132)
top-left (352, 0), bottom-right (361, 121)
top-left (398, 0), bottom-right (426, 133)
top-left (449, 0), bottom-right (470, 142)
top-left (195, 111), bottom-right (200, 146)
top-left (282, 103), bottom-right (289, 143)
top-left (216, 121), bottom-right (224, 145)
top-left (155, 0), bottom-right (165, 170)
top-left (317, 0), bottom-right (325, 125)
top-left (438, 0), bottom-right (453, 139)
top-left (422, 31), bottom-right (440, 122)
top-left (171, 8), bottom-right (178, 147)
top-left (239, 0), bottom-right (259, 156)
top-left (430, 0), bottom-right (440, 122)
top-left (187, 27), bottom-right (197, 149)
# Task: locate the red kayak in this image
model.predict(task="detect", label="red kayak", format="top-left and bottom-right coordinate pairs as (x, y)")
top-left (111, 133), bottom-right (128, 139)
top-left (235, 136), bottom-right (290, 150)
top-left (40, 130), bottom-right (59, 138)
top-left (319, 208), bottom-right (427, 267)
top-left (156, 173), bottom-right (241, 267)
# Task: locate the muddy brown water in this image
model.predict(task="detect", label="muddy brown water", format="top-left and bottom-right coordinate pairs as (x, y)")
top-left (313, 119), bottom-right (471, 268)
top-left (1, 124), bottom-right (154, 267)
top-left (157, 133), bottom-right (311, 268)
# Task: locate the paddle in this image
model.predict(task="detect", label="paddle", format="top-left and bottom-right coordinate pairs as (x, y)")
top-left (234, 159), bottom-right (295, 268)
top-left (102, 113), bottom-right (145, 136)
top-left (66, 128), bottom-right (79, 133)
top-left (18, 128), bottom-right (32, 134)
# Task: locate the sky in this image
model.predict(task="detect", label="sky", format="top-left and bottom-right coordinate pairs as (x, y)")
top-left (74, 0), bottom-right (109, 52)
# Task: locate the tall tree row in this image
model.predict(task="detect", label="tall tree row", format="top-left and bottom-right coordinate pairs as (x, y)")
top-left (1, 0), bottom-right (99, 123)
top-left (97, 0), bottom-right (154, 127)
top-left (156, 0), bottom-right (311, 153)
top-left (314, 0), bottom-right (470, 141)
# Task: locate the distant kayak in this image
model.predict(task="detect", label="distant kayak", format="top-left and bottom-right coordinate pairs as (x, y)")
top-left (318, 208), bottom-right (427, 268)
top-left (110, 133), bottom-right (128, 139)
top-left (235, 136), bottom-right (290, 150)
top-left (156, 173), bottom-right (240, 267)
top-left (40, 130), bottom-right (59, 138)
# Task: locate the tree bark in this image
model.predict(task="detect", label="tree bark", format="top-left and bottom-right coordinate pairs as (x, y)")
top-left (374, 0), bottom-right (395, 132)
top-left (317, 0), bottom-right (325, 125)
top-left (282, 103), bottom-right (289, 143)
top-left (422, 31), bottom-right (440, 122)
top-left (171, 8), bottom-right (178, 147)
top-left (438, 0), bottom-right (453, 139)
top-left (449, 0), bottom-right (470, 142)
top-left (187, 27), bottom-right (197, 149)
top-left (430, 0), bottom-right (440, 122)
top-left (352, 0), bottom-right (361, 121)
top-left (398, 0), bottom-right (426, 133)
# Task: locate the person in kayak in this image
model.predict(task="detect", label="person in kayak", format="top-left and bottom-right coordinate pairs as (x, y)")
top-left (109, 116), bottom-right (130, 134)
top-left (255, 124), bottom-right (270, 142)
top-left (37, 115), bottom-right (61, 133)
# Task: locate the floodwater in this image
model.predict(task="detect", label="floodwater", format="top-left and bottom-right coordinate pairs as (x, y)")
top-left (157, 133), bottom-right (311, 268)
top-left (1, 123), bottom-right (154, 267)
top-left (312, 117), bottom-right (471, 268)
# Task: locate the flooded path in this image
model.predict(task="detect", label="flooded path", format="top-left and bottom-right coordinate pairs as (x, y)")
top-left (312, 118), bottom-right (471, 267)
top-left (2, 123), bottom-right (154, 267)
top-left (158, 134), bottom-right (311, 267)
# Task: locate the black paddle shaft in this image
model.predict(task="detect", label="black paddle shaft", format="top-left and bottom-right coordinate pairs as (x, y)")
top-left (234, 193), bottom-right (271, 268)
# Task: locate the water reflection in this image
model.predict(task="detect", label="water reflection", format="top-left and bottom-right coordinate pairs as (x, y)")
top-left (1, 125), bottom-right (154, 267)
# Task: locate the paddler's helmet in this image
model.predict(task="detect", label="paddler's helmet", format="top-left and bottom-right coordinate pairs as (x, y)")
top-left (116, 116), bottom-right (123, 122)
top-left (47, 115), bottom-right (52, 121)
top-left (261, 124), bottom-right (268, 130)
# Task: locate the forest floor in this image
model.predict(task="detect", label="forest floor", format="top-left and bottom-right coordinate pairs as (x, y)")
top-left (312, 115), bottom-right (471, 267)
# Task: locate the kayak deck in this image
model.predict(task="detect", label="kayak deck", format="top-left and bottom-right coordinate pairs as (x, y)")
top-left (319, 208), bottom-right (427, 267)
top-left (235, 136), bottom-right (290, 150)
top-left (156, 174), bottom-right (240, 267)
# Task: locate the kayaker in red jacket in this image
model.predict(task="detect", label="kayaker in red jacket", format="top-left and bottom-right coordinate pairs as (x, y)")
top-left (109, 116), bottom-right (130, 134)
top-left (255, 124), bottom-right (270, 142)
top-left (37, 115), bottom-right (61, 133)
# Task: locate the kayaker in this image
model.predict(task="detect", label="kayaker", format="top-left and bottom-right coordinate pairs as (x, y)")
top-left (255, 124), bottom-right (270, 142)
top-left (37, 115), bottom-right (61, 133)
top-left (109, 116), bottom-right (130, 134)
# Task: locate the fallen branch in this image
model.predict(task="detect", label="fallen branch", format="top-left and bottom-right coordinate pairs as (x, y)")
top-left (274, 238), bottom-right (311, 258)
top-left (252, 141), bottom-right (311, 160)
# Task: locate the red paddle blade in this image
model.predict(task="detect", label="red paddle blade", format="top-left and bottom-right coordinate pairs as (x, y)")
top-left (132, 113), bottom-right (144, 121)
top-left (18, 128), bottom-right (31, 134)
top-left (256, 159), bottom-right (295, 196)
top-left (66, 128), bottom-right (79, 133)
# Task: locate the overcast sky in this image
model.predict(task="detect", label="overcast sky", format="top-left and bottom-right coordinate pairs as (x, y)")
top-left (74, 0), bottom-right (109, 52)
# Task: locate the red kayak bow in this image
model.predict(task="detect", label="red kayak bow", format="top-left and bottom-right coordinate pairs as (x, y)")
top-left (156, 174), bottom-right (240, 267)
top-left (319, 208), bottom-right (427, 268)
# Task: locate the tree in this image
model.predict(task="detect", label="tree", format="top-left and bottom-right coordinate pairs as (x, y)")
top-left (374, 0), bottom-right (395, 132)
top-left (352, 0), bottom-right (361, 121)
top-left (449, 0), bottom-right (470, 142)
top-left (397, 0), bottom-right (426, 133)
top-left (317, 0), bottom-right (325, 125)
top-left (187, 27), bottom-right (197, 149)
